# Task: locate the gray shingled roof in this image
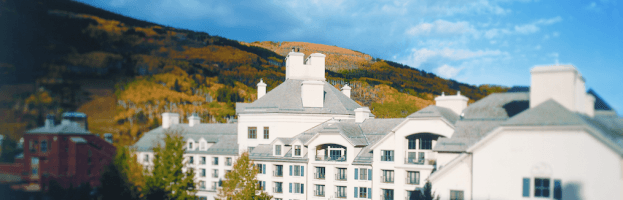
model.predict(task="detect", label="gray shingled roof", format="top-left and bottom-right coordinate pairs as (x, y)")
top-left (236, 79), bottom-right (363, 115)
top-left (26, 122), bottom-right (91, 135)
top-left (133, 123), bottom-right (237, 153)
top-left (408, 105), bottom-right (459, 124)
top-left (462, 92), bottom-right (530, 120)
top-left (434, 120), bottom-right (503, 152)
top-left (503, 100), bottom-right (587, 126)
top-left (353, 118), bottom-right (405, 164)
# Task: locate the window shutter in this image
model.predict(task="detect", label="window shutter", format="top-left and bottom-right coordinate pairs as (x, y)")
top-left (554, 179), bottom-right (562, 200)
top-left (355, 187), bottom-right (358, 198)
top-left (289, 183), bottom-right (292, 193)
top-left (263, 181), bottom-right (266, 191)
top-left (522, 178), bottom-right (530, 197)
top-left (301, 166), bottom-right (304, 176)
top-left (355, 168), bottom-right (359, 180)
top-left (289, 165), bottom-right (292, 176)
top-left (368, 188), bottom-right (372, 199)
top-left (301, 183), bottom-right (304, 194)
top-left (368, 169), bottom-right (372, 180)
top-left (263, 164), bottom-right (266, 174)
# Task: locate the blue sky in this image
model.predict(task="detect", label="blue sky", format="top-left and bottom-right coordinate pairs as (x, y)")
top-left (77, 0), bottom-right (622, 114)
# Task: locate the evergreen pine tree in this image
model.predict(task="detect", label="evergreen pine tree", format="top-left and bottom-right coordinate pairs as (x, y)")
top-left (144, 129), bottom-right (197, 200)
top-left (216, 152), bottom-right (271, 200)
top-left (100, 146), bottom-right (142, 200)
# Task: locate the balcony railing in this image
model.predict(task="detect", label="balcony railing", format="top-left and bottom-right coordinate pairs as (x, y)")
top-left (405, 177), bottom-right (419, 185)
top-left (404, 157), bottom-right (436, 165)
top-left (381, 194), bottom-right (394, 200)
top-left (315, 190), bottom-right (325, 197)
top-left (380, 156), bottom-right (394, 162)
top-left (334, 192), bottom-right (347, 199)
top-left (273, 170), bottom-right (283, 177)
top-left (381, 175), bottom-right (394, 183)
top-left (273, 187), bottom-right (283, 193)
top-left (315, 156), bottom-right (347, 162)
top-left (335, 174), bottom-right (347, 181)
top-left (315, 173), bottom-right (325, 179)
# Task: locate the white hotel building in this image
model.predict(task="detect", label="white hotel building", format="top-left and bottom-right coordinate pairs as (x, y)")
top-left (133, 51), bottom-right (623, 200)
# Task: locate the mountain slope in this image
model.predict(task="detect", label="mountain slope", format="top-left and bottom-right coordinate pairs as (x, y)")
top-left (0, 0), bottom-right (507, 146)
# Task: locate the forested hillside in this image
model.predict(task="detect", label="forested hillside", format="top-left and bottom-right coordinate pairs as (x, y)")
top-left (0, 0), bottom-right (507, 146)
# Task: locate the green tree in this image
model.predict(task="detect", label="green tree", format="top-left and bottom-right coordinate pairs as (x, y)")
top-left (144, 129), bottom-right (196, 200)
top-left (216, 152), bottom-right (271, 200)
top-left (0, 135), bottom-right (18, 163)
top-left (100, 146), bottom-right (142, 200)
top-left (411, 181), bottom-right (439, 200)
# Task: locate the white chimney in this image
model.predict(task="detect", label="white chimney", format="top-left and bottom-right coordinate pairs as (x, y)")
top-left (45, 114), bottom-right (54, 128)
top-left (355, 107), bottom-right (371, 123)
top-left (341, 84), bottom-right (351, 98)
top-left (162, 112), bottom-right (180, 129)
top-left (301, 80), bottom-right (325, 107)
top-left (285, 52), bottom-right (326, 81)
top-left (435, 91), bottom-right (468, 115)
top-left (585, 93), bottom-right (596, 117)
top-left (530, 65), bottom-right (588, 113)
top-left (257, 79), bottom-right (267, 99)
top-left (188, 113), bottom-right (201, 127)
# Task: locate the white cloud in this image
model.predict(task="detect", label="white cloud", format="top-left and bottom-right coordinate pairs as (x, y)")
top-left (585, 2), bottom-right (600, 11)
top-left (484, 16), bottom-right (562, 38)
top-left (514, 24), bottom-right (539, 34)
top-left (405, 48), bottom-right (508, 68)
top-left (552, 32), bottom-right (560, 37)
top-left (405, 20), bottom-right (475, 37)
top-left (435, 64), bottom-right (464, 78)
top-left (535, 45), bottom-right (542, 50)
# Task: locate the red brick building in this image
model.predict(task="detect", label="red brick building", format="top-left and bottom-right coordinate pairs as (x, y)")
top-left (11, 112), bottom-right (116, 191)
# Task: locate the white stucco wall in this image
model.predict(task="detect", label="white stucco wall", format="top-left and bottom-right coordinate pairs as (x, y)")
top-left (471, 128), bottom-right (622, 200)
top-left (430, 154), bottom-right (472, 200)
top-left (436, 152), bottom-right (461, 170)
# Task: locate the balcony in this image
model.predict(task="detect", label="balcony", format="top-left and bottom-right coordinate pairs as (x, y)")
top-left (335, 174), bottom-right (347, 181)
top-left (273, 170), bottom-right (283, 177)
top-left (315, 156), bottom-right (347, 162)
top-left (381, 155), bottom-right (394, 162)
top-left (273, 187), bottom-right (283, 193)
top-left (404, 151), bottom-right (436, 165)
top-left (315, 190), bottom-right (325, 197)
top-left (314, 173), bottom-right (325, 180)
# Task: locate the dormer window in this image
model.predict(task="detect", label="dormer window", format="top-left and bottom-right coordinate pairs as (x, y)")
top-left (274, 145), bottom-right (282, 156)
top-left (200, 141), bottom-right (206, 150)
top-left (294, 145), bottom-right (301, 156)
top-left (188, 141), bottom-right (194, 150)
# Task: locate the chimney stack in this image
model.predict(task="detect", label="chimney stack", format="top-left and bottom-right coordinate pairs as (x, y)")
top-left (530, 65), bottom-right (590, 114)
top-left (435, 91), bottom-right (468, 115)
top-left (301, 81), bottom-right (325, 107)
top-left (257, 79), bottom-right (267, 99)
top-left (188, 113), bottom-right (201, 127)
top-left (45, 114), bottom-right (55, 128)
top-left (104, 133), bottom-right (113, 144)
top-left (162, 112), bottom-right (180, 129)
top-left (355, 107), bottom-right (372, 123)
top-left (341, 84), bottom-right (351, 98)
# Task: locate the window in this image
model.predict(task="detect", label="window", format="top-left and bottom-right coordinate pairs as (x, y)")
top-left (450, 190), bottom-right (464, 200)
top-left (144, 154), bottom-right (150, 162)
top-left (274, 165), bottom-right (283, 177)
top-left (290, 183), bottom-right (304, 194)
top-left (382, 189), bottom-right (394, 200)
top-left (274, 145), bottom-right (281, 155)
top-left (274, 182), bottom-right (283, 193)
top-left (420, 138), bottom-right (432, 150)
top-left (87, 168), bottom-right (92, 176)
top-left (256, 163), bottom-right (266, 174)
top-left (263, 127), bottom-right (269, 139)
top-left (534, 178), bottom-right (550, 197)
top-left (336, 186), bottom-right (347, 198)
top-left (199, 181), bottom-right (206, 190)
top-left (290, 165), bottom-right (303, 176)
top-left (522, 178), bottom-right (530, 197)
top-left (31, 157), bottom-right (39, 175)
top-left (189, 156), bottom-right (194, 164)
top-left (407, 171), bottom-right (420, 184)
top-left (382, 170), bottom-right (394, 183)
top-left (356, 168), bottom-right (368, 180)
top-left (41, 140), bottom-right (48, 152)
top-left (212, 182), bottom-right (218, 190)
top-left (88, 149), bottom-right (92, 165)
top-left (248, 147), bottom-right (255, 152)
top-left (408, 138), bottom-right (416, 149)
top-left (226, 157), bottom-right (232, 166)
top-left (381, 150), bottom-right (394, 161)
top-left (294, 145), bottom-right (301, 156)
top-left (336, 168), bottom-right (347, 180)
top-left (212, 157), bottom-right (218, 165)
top-left (212, 169), bottom-right (219, 178)
top-left (315, 184), bottom-right (325, 197)
top-left (553, 179), bottom-right (562, 200)
top-left (201, 169), bottom-right (206, 177)
top-left (188, 141), bottom-right (193, 149)
top-left (315, 167), bottom-right (325, 179)
top-left (248, 127), bottom-right (257, 139)
top-left (258, 181), bottom-right (266, 191)
top-left (200, 156), bottom-right (206, 165)
top-left (358, 187), bottom-right (368, 198)
top-left (407, 191), bottom-right (417, 199)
